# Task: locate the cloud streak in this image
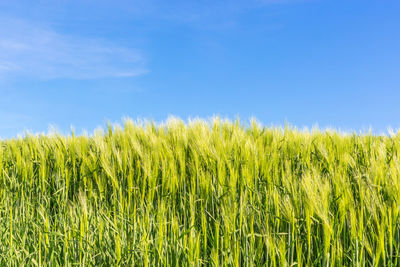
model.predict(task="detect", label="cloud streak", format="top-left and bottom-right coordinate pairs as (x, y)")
top-left (0, 17), bottom-right (147, 80)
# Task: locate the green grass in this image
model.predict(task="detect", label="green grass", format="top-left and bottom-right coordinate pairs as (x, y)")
top-left (0, 117), bottom-right (400, 266)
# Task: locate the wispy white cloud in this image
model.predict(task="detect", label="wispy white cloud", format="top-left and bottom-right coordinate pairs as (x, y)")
top-left (0, 16), bottom-right (147, 80)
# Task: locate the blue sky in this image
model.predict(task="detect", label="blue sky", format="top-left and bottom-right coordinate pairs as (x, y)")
top-left (0, 0), bottom-right (399, 137)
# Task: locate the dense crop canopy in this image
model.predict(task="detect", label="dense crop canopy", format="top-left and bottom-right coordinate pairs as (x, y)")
top-left (0, 118), bottom-right (399, 266)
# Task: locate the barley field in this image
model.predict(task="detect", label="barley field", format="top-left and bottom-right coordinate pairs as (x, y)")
top-left (0, 118), bottom-right (399, 266)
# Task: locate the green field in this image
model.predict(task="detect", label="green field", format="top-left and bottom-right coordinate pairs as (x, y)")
top-left (0, 118), bottom-right (399, 266)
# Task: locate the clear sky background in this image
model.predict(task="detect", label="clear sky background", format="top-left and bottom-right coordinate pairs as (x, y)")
top-left (0, 0), bottom-right (399, 138)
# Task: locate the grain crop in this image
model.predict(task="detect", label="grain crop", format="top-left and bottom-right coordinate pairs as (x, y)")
top-left (0, 118), bottom-right (399, 266)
